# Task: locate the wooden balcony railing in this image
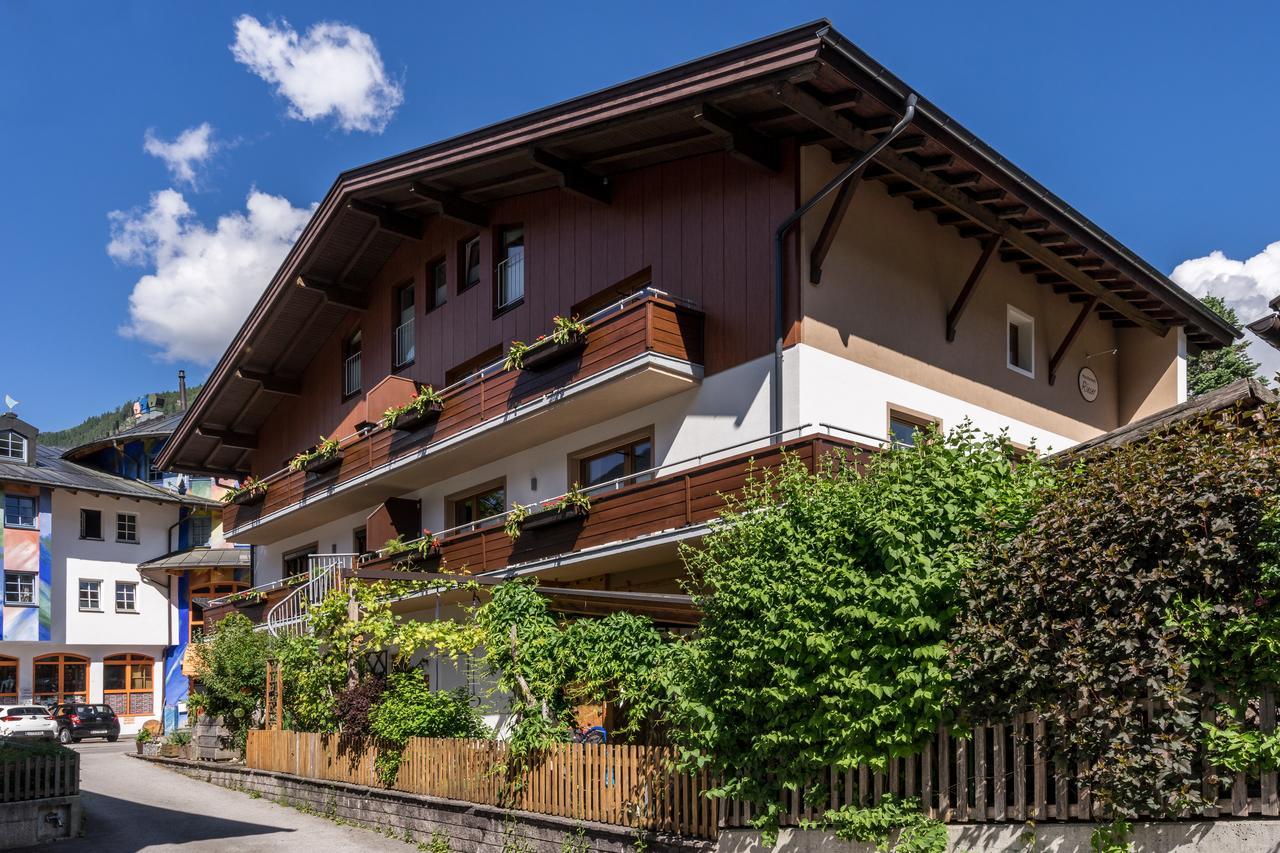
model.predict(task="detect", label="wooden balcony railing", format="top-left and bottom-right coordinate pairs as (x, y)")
top-left (223, 293), bottom-right (704, 535)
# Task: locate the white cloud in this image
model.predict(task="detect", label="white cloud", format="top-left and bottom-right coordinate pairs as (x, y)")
top-left (1171, 241), bottom-right (1280, 376)
top-left (143, 123), bottom-right (218, 186)
top-left (230, 15), bottom-right (403, 133)
top-left (110, 188), bottom-right (315, 363)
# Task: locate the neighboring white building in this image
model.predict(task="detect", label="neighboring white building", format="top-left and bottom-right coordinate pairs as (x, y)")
top-left (0, 409), bottom-right (242, 734)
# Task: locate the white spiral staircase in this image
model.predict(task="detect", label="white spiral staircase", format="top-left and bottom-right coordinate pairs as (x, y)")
top-left (263, 553), bottom-right (355, 637)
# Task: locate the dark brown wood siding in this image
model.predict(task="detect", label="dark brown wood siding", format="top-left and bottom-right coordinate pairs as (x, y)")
top-left (251, 146), bottom-right (797, 473)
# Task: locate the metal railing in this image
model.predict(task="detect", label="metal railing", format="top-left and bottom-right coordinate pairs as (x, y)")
top-left (263, 553), bottom-right (357, 637)
top-left (343, 351), bottom-right (362, 396)
top-left (393, 318), bottom-right (415, 367)
top-left (496, 253), bottom-right (524, 308)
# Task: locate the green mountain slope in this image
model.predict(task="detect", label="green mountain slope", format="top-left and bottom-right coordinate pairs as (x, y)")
top-left (42, 385), bottom-right (202, 447)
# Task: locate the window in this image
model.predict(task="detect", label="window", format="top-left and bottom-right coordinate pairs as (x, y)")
top-left (495, 225), bottom-right (525, 311)
top-left (283, 544), bottom-right (317, 580)
top-left (189, 581), bottom-right (246, 641)
top-left (3, 572), bottom-right (34, 605)
top-left (0, 430), bottom-right (27, 462)
top-left (343, 329), bottom-right (363, 398)
top-left (428, 258), bottom-right (447, 310)
top-left (103, 654), bottom-right (154, 717)
top-left (888, 407), bottom-right (940, 448)
top-left (353, 526), bottom-right (368, 556)
top-left (459, 235), bottom-right (481, 293)
top-left (0, 656), bottom-right (17, 704)
top-left (4, 494), bottom-right (36, 529)
top-left (80, 509), bottom-right (102, 540)
top-left (116, 513), bottom-right (138, 543)
top-left (573, 432), bottom-right (654, 489)
top-left (79, 580), bottom-right (101, 611)
top-left (115, 582), bottom-right (138, 613)
top-left (450, 482), bottom-right (506, 528)
top-left (189, 514), bottom-right (212, 547)
top-left (32, 654), bottom-right (88, 708)
top-left (1007, 305), bottom-right (1035, 377)
top-left (393, 282), bottom-right (416, 368)
top-left (445, 344), bottom-right (503, 387)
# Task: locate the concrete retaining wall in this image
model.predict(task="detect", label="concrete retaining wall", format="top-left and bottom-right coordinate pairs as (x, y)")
top-left (137, 754), bottom-right (711, 853)
top-left (0, 795), bottom-right (82, 849)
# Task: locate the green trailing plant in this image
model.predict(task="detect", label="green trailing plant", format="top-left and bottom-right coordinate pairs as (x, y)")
top-left (380, 385), bottom-right (445, 428)
top-left (952, 399), bottom-right (1280, 818)
top-left (188, 612), bottom-right (273, 754)
top-left (1089, 819), bottom-right (1133, 853)
top-left (220, 476), bottom-right (267, 504)
top-left (503, 340), bottom-right (533, 371)
top-left (1201, 704), bottom-right (1280, 774)
top-left (503, 315), bottom-right (590, 370)
top-left (504, 486), bottom-right (592, 541)
top-left (503, 503), bottom-right (530, 540)
top-left (817, 796), bottom-right (947, 853)
top-left (670, 426), bottom-right (1045, 843)
top-left (288, 435), bottom-right (342, 472)
top-left (166, 730), bottom-right (192, 746)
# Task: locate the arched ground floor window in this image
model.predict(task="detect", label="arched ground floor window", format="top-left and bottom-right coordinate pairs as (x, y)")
top-left (32, 654), bottom-right (88, 708)
top-left (0, 655), bottom-right (17, 704)
top-left (103, 654), bottom-right (154, 716)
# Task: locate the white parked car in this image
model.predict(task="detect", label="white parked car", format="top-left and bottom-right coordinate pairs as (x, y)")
top-left (0, 705), bottom-right (59, 740)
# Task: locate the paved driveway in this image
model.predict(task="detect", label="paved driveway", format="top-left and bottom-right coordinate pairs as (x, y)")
top-left (22, 740), bottom-right (416, 852)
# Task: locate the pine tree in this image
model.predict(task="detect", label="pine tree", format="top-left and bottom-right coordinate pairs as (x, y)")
top-left (1188, 296), bottom-right (1266, 397)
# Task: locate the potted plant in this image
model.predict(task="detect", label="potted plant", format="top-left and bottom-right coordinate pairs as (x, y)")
top-left (381, 385), bottom-right (445, 432)
top-left (166, 730), bottom-right (192, 760)
top-left (505, 484), bottom-right (591, 539)
top-left (222, 476), bottom-right (268, 507)
top-left (504, 315), bottom-right (589, 372)
top-left (134, 728), bottom-right (152, 755)
top-left (288, 435), bottom-right (343, 476)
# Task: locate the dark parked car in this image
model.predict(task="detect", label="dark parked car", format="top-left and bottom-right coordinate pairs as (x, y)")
top-left (51, 703), bottom-right (120, 744)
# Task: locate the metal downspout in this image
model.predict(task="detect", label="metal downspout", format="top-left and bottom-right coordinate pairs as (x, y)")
top-left (771, 92), bottom-right (918, 434)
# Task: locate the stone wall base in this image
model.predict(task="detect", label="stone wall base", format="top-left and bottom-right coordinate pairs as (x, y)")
top-left (137, 754), bottom-right (711, 853)
top-left (717, 821), bottom-right (1280, 853)
top-left (0, 795), bottom-right (82, 849)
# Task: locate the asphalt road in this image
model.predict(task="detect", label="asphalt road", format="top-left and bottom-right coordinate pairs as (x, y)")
top-left (21, 739), bottom-right (418, 852)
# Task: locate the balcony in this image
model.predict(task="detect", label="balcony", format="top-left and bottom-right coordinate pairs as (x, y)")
top-left (223, 290), bottom-right (705, 543)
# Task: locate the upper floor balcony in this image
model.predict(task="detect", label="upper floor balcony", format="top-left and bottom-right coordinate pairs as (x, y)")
top-left (222, 290), bottom-right (705, 544)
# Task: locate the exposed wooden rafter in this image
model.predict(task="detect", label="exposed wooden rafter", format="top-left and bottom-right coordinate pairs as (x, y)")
top-left (1048, 297), bottom-right (1098, 385)
top-left (946, 236), bottom-right (1002, 342)
top-left (345, 198), bottom-right (422, 241)
top-left (809, 165), bottom-right (866, 284)
top-left (295, 275), bottom-right (367, 310)
top-left (693, 102), bottom-right (780, 172)
top-left (235, 369), bottom-right (301, 397)
top-left (196, 427), bottom-right (258, 450)
top-left (771, 82), bottom-right (1166, 336)
top-left (529, 147), bottom-right (611, 205)
top-left (407, 182), bottom-right (489, 228)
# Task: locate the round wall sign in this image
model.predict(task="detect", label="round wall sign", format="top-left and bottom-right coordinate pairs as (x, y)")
top-left (1078, 367), bottom-right (1099, 402)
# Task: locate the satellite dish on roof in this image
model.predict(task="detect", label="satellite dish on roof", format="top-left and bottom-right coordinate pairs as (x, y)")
top-left (3, 395), bottom-right (17, 412)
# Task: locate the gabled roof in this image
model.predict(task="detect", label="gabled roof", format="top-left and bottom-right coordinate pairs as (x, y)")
top-left (0, 443), bottom-right (218, 507)
top-left (62, 411), bottom-right (187, 462)
top-left (158, 20), bottom-right (1239, 476)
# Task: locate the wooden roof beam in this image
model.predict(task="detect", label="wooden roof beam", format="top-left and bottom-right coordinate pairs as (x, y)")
top-left (946, 236), bottom-right (1001, 342)
top-left (693, 102), bottom-right (780, 172)
top-left (529, 147), bottom-right (611, 205)
top-left (295, 275), bottom-right (367, 310)
top-left (1048, 297), bottom-right (1098, 385)
top-left (407, 182), bottom-right (488, 228)
top-left (235, 369), bottom-right (302, 397)
top-left (809, 166), bottom-right (867, 284)
top-left (345, 199), bottom-right (422, 241)
top-left (196, 428), bottom-right (258, 450)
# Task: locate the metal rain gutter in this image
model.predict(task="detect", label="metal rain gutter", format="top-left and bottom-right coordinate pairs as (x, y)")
top-left (770, 92), bottom-right (918, 433)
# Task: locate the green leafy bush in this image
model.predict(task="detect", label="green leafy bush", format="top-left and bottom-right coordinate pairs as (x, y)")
top-left (188, 612), bottom-right (272, 753)
top-left (818, 796), bottom-right (946, 853)
top-left (368, 673), bottom-right (488, 784)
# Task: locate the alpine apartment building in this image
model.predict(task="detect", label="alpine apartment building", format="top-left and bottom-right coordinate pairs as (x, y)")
top-left (157, 22), bottom-right (1237, 668)
top-left (0, 408), bottom-right (246, 733)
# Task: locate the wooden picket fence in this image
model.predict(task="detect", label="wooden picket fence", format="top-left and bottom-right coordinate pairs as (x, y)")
top-left (247, 692), bottom-right (1279, 840)
top-left (246, 730), bottom-right (720, 838)
top-left (0, 739), bottom-right (80, 803)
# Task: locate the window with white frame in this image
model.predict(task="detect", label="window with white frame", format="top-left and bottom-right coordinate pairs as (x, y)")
top-left (115, 582), bottom-right (137, 613)
top-left (79, 580), bottom-right (101, 611)
top-left (80, 509), bottom-right (102, 540)
top-left (0, 431), bottom-right (26, 462)
top-left (1007, 305), bottom-right (1035, 378)
top-left (4, 572), bottom-right (35, 605)
top-left (4, 495), bottom-right (37, 529)
top-left (116, 513), bottom-right (138, 544)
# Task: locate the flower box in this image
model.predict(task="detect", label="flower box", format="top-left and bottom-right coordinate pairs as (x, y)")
top-left (160, 743), bottom-right (180, 758)
top-left (300, 451), bottom-right (343, 476)
top-left (142, 741), bottom-right (161, 757)
top-left (231, 487), bottom-right (267, 507)
top-left (520, 333), bottom-right (587, 372)
top-left (520, 503), bottom-right (589, 532)
top-left (388, 401), bottom-right (444, 432)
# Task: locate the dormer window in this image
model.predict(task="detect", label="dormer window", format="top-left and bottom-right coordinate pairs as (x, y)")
top-left (0, 430), bottom-right (26, 462)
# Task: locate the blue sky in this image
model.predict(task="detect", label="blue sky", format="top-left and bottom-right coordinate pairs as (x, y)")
top-left (2, 1), bottom-right (1278, 431)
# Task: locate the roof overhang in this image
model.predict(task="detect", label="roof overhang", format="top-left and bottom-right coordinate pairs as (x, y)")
top-left (137, 546), bottom-right (253, 584)
top-left (159, 19), bottom-right (1239, 477)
